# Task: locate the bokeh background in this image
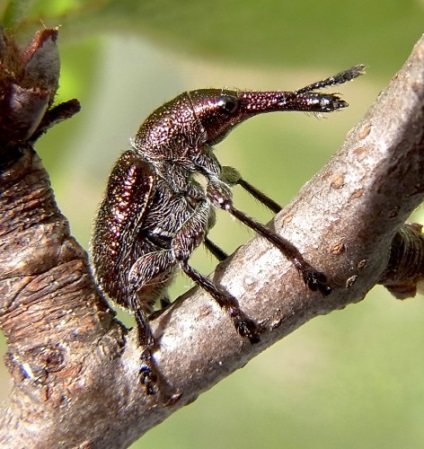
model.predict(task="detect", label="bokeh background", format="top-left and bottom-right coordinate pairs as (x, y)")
top-left (1, 1), bottom-right (424, 448)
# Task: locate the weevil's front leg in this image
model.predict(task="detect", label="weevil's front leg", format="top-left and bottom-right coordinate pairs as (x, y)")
top-left (203, 166), bottom-right (282, 261)
top-left (172, 200), bottom-right (261, 343)
top-left (204, 236), bottom-right (228, 261)
top-left (207, 179), bottom-right (331, 296)
top-left (221, 166), bottom-right (282, 214)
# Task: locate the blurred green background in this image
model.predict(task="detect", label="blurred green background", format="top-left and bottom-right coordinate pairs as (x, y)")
top-left (1, 1), bottom-right (424, 448)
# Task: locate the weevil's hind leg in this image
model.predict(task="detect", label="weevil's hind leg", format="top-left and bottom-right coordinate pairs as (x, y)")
top-left (131, 300), bottom-right (182, 404)
top-left (204, 237), bottom-right (228, 261)
top-left (160, 296), bottom-right (171, 308)
top-left (179, 260), bottom-right (261, 344)
top-left (221, 166), bottom-right (282, 214)
top-left (129, 293), bottom-right (158, 395)
top-left (128, 250), bottom-right (182, 396)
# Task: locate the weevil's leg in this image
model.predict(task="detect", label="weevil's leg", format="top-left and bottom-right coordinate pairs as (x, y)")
top-left (204, 236), bottom-right (228, 261)
top-left (129, 250), bottom-right (175, 312)
top-left (179, 260), bottom-right (260, 343)
top-left (128, 250), bottom-right (175, 395)
top-left (237, 178), bottom-right (282, 214)
top-left (221, 166), bottom-right (282, 214)
top-left (128, 250), bottom-right (175, 293)
top-left (131, 296), bottom-right (181, 404)
top-left (207, 180), bottom-right (331, 296)
top-left (160, 297), bottom-right (171, 308)
top-left (230, 205), bottom-right (331, 295)
top-left (172, 200), bottom-right (261, 342)
top-left (128, 292), bottom-right (158, 395)
top-left (204, 167), bottom-right (281, 261)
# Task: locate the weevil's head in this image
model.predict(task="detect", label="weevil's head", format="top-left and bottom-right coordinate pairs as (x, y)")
top-left (135, 85), bottom-right (350, 162)
top-left (188, 89), bottom-right (309, 145)
top-left (186, 89), bottom-right (247, 145)
top-left (186, 88), bottom-right (349, 145)
top-left (135, 89), bottom-right (253, 160)
top-left (136, 66), bottom-right (364, 160)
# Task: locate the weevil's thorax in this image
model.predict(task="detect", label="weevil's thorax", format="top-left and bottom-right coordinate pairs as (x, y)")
top-left (133, 93), bottom-right (207, 167)
top-left (132, 93), bottom-right (214, 195)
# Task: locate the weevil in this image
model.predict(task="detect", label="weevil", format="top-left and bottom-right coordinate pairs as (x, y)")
top-left (91, 65), bottom-right (365, 395)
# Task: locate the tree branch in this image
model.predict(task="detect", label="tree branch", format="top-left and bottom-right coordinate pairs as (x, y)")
top-left (1, 29), bottom-right (424, 449)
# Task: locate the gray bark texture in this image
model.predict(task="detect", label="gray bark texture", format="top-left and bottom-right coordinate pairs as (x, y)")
top-left (1, 29), bottom-right (424, 449)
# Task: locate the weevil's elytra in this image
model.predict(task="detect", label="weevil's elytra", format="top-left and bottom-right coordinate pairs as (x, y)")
top-left (91, 65), bottom-right (365, 395)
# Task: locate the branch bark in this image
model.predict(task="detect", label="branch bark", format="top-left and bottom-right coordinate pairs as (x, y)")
top-left (1, 30), bottom-right (424, 449)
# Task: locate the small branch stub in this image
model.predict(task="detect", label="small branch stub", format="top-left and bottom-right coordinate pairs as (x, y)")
top-left (380, 223), bottom-right (424, 298)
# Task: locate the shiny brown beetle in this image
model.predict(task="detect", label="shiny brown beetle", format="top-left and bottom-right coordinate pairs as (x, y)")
top-left (91, 65), bottom-right (365, 394)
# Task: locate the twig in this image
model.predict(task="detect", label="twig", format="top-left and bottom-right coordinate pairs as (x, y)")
top-left (0, 30), bottom-right (424, 449)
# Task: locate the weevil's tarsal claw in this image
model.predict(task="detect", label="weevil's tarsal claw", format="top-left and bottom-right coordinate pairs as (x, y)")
top-left (140, 365), bottom-right (158, 395)
top-left (301, 269), bottom-right (332, 296)
top-left (139, 351), bottom-right (158, 395)
top-left (229, 308), bottom-right (261, 344)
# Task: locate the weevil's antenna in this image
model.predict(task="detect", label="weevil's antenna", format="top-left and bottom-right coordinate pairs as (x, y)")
top-left (296, 65), bottom-right (366, 94)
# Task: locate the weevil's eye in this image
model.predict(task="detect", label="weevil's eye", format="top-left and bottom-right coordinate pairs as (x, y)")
top-left (217, 95), bottom-right (239, 114)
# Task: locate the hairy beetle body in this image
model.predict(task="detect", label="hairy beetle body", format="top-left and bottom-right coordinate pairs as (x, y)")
top-left (91, 65), bottom-right (365, 395)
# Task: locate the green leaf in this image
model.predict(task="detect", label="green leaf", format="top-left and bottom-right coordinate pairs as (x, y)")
top-left (6, 0), bottom-right (422, 74)
top-left (2, 0), bottom-right (35, 27)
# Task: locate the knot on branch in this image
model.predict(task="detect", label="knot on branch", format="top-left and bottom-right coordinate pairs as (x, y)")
top-left (379, 223), bottom-right (424, 298)
top-left (0, 28), bottom-right (121, 405)
top-left (0, 146), bottom-right (117, 386)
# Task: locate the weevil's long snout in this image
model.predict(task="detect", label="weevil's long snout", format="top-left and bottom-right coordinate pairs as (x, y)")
top-left (198, 89), bottom-right (349, 144)
top-left (238, 90), bottom-right (348, 116)
top-left (237, 64), bottom-right (364, 118)
top-left (188, 89), bottom-right (348, 145)
top-left (188, 65), bottom-right (364, 144)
